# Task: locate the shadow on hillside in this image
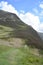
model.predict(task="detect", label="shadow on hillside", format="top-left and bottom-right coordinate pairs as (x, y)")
top-left (39, 49), bottom-right (43, 55)
top-left (0, 29), bottom-right (43, 55)
top-left (0, 23), bottom-right (43, 54)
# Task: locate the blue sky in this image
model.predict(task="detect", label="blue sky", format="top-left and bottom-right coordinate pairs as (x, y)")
top-left (0, 0), bottom-right (43, 32)
top-left (0, 0), bottom-right (42, 13)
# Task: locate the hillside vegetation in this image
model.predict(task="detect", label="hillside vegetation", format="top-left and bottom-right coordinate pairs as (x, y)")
top-left (0, 10), bottom-right (43, 65)
top-left (0, 45), bottom-right (43, 65)
top-left (0, 10), bottom-right (43, 49)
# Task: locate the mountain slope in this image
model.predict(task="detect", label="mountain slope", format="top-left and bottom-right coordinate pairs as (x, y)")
top-left (0, 10), bottom-right (43, 49)
top-left (39, 33), bottom-right (43, 40)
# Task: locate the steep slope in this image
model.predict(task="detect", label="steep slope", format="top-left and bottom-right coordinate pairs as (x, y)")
top-left (39, 33), bottom-right (43, 40)
top-left (0, 10), bottom-right (43, 49)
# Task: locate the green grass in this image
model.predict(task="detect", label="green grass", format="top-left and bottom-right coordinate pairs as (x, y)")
top-left (0, 25), bottom-right (13, 38)
top-left (0, 45), bottom-right (43, 65)
top-left (0, 25), bottom-right (43, 65)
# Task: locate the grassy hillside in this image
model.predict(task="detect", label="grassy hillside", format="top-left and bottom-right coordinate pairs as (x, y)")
top-left (0, 25), bottom-right (42, 65)
top-left (0, 10), bottom-right (43, 65)
top-left (0, 10), bottom-right (43, 49)
top-left (0, 45), bottom-right (43, 65)
top-left (0, 25), bottom-right (13, 39)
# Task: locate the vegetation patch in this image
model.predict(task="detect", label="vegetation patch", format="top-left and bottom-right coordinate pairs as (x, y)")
top-left (0, 45), bottom-right (43, 65)
top-left (0, 25), bottom-right (13, 39)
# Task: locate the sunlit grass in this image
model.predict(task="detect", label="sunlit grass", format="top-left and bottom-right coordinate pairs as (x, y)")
top-left (0, 45), bottom-right (43, 65)
top-left (0, 25), bottom-right (13, 38)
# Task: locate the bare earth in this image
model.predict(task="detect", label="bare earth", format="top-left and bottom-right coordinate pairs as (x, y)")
top-left (0, 38), bottom-right (24, 47)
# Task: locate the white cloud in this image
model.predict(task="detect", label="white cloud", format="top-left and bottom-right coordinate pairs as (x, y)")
top-left (20, 10), bottom-right (25, 14)
top-left (39, 23), bottom-right (43, 32)
top-left (39, 3), bottom-right (43, 9)
top-left (0, 1), bottom-right (18, 15)
top-left (0, 1), bottom-right (43, 32)
top-left (33, 8), bottom-right (38, 13)
top-left (19, 12), bottom-right (40, 31)
top-left (39, 2), bottom-right (43, 17)
top-left (39, 11), bottom-right (43, 16)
